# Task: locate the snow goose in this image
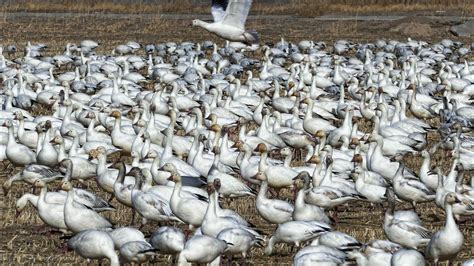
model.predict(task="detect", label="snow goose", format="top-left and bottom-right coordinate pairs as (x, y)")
top-left (110, 162), bottom-right (134, 207)
top-left (347, 249), bottom-right (392, 266)
top-left (193, 0), bottom-right (258, 45)
top-left (217, 227), bottom-right (262, 260)
top-left (32, 179), bottom-right (68, 232)
top-left (160, 163), bottom-right (208, 229)
top-left (426, 192), bottom-right (464, 264)
top-left (201, 181), bottom-right (260, 238)
top-left (119, 241), bottom-right (156, 264)
top-left (88, 147), bottom-right (134, 194)
top-left (60, 180), bottom-right (113, 233)
top-left (207, 153), bottom-right (256, 198)
top-left (2, 164), bottom-right (62, 195)
top-left (302, 98), bottom-right (336, 134)
top-left (294, 245), bottom-right (346, 265)
top-left (351, 166), bottom-right (387, 204)
top-left (150, 226), bottom-right (185, 255)
top-left (211, 179), bottom-right (252, 226)
top-left (178, 234), bottom-right (228, 265)
top-left (419, 149), bottom-right (438, 190)
top-left (68, 229), bottom-right (119, 266)
top-left (58, 157), bottom-right (97, 184)
top-left (391, 249), bottom-right (426, 266)
top-left (265, 220), bottom-right (331, 255)
top-left (3, 119), bottom-right (37, 166)
top-left (383, 190), bottom-right (432, 249)
top-left (255, 143), bottom-right (298, 190)
top-left (109, 227), bottom-right (146, 250)
top-left (126, 167), bottom-right (181, 225)
top-left (302, 167), bottom-right (360, 210)
top-left (254, 172), bottom-right (294, 224)
top-left (109, 110), bottom-right (136, 153)
top-left (389, 156), bottom-right (435, 208)
top-left (292, 172), bottom-right (331, 224)
top-left (311, 231), bottom-right (362, 252)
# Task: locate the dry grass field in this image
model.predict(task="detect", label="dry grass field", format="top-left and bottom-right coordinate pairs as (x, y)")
top-left (0, 4), bottom-right (473, 265)
top-left (1, 0), bottom-right (474, 16)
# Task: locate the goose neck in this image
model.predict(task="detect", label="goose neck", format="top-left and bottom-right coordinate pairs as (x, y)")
top-left (115, 165), bottom-right (126, 184)
top-left (258, 180), bottom-right (268, 199)
top-left (304, 100), bottom-right (314, 121)
top-left (444, 203), bottom-right (457, 231)
top-left (295, 188), bottom-right (305, 208)
top-left (258, 151), bottom-right (268, 172)
top-left (39, 185), bottom-right (47, 202)
top-left (66, 189), bottom-right (75, 205)
top-left (97, 154), bottom-right (107, 175)
top-left (312, 165), bottom-right (324, 187)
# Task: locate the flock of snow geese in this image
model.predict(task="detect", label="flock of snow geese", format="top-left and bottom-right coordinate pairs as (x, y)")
top-left (1, 2), bottom-right (474, 266)
top-left (1, 36), bottom-right (473, 265)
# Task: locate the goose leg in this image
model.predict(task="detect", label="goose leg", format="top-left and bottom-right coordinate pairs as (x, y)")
top-left (130, 210), bottom-right (136, 226)
top-left (139, 218), bottom-right (147, 230)
top-left (107, 194), bottom-right (115, 203)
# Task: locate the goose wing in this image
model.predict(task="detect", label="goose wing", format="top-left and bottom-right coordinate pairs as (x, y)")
top-left (394, 221), bottom-right (432, 239)
top-left (143, 193), bottom-right (174, 217)
top-left (26, 164), bottom-right (62, 179)
top-left (403, 179), bottom-right (434, 195)
top-left (271, 200), bottom-right (294, 214)
top-left (221, 0), bottom-right (252, 29)
top-left (212, 0), bottom-right (229, 22)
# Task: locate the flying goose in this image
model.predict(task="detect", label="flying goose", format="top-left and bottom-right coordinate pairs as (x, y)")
top-left (193, 0), bottom-right (259, 45)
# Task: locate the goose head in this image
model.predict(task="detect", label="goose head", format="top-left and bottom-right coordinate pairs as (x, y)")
top-left (351, 154), bottom-right (364, 165)
top-left (325, 154), bottom-right (334, 166)
top-left (109, 110), bottom-right (122, 119)
top-left (159, 163), bottom-right (178, 174)
top-left (444, 192), bottom-right (462, 205)
top-left (134, 119), bottom-right (146, 127)
top-left (13, 111), bottom-right (24, 121)
top-left (88, 148), bottom-right (100, 161)
top-left (350, 166), bottom-right (364, 180)
top-left (389, 154), bottom-right (403, 162)
top-left (97, 146), bottom-right (107, 154)
top-left (206, 181), bottom-right (215, 195)
top-left (126, 167), bottom-right (143, 179)
top-left (212, 145), bottom-right (221, 155)
top-left (58, 158), bottom-right (73, 169)
top-left (213, 178), bottom-right (222, 192)
top-left (33, 179), bottom-right (46, 188)
top-left (307, 155), bottom-right (321, 164)
top-left (349, 137), bottom-right (359, 148)
top-left (254, 172), bottom-right (267, 181)
top-left (144, 150), bottom-right (159, 160)
top-left (192, 19), bottom-right (207, 28)
top-left (60, 180), bottom-right (73, 191)
top-left (65, 129), bottom-right (78, 138)
top-left (2, 119), bottom-right (13, 128)
top-left (15, 195), bottom-right (30, 218)
top-left (293, 175), bottom-right (305, 190)
top-left (231, 140), bottom-right (244, 151)
top-left (315, 130), bottom-right (326, 139)
top-left (63, 98), bottom-right (72, 107)
top-left (420, 150), bottom-right (430, 158)
top-left (280, 147), bottom-right (292, 156)
top-left (293, 171), bottom-right (311, 186)
top-left (254, 143), bottom-right (268, 154)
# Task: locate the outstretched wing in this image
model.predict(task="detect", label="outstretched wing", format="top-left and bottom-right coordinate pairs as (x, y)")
top-left (221, 0), bottom-right (252, 29)
top-left (212, 0), bottom-right (229, 22)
